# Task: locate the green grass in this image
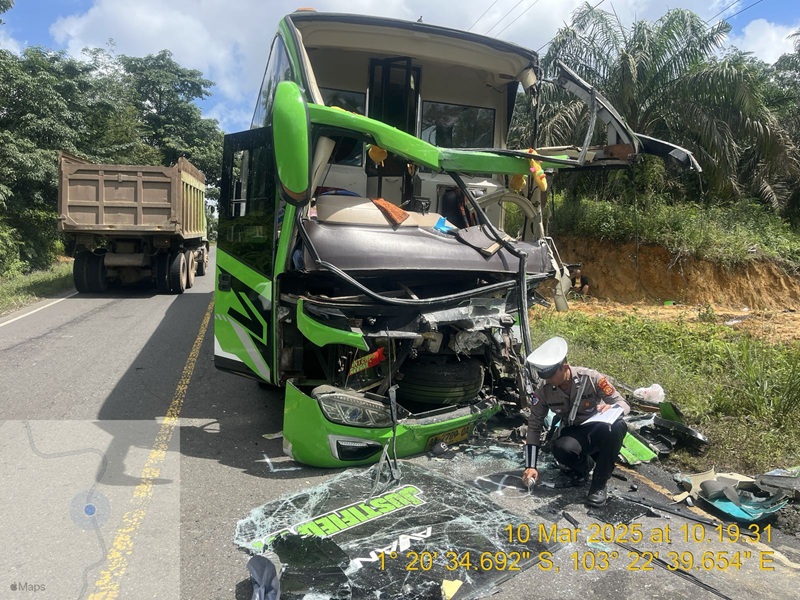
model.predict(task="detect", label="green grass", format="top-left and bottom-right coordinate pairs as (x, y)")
top-left (0, 260), bottom-right (74, 317)
top-left (548, 195), bottom-right (800, 271)
top-left (529, 308), bottom-right (800, 475)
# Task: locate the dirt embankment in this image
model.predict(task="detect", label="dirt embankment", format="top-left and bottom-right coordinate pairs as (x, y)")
top-left (556, 237), bottom-right (800, 343)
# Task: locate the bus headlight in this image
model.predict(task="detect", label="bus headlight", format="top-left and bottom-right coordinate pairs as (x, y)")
top-left (314, 386), bottom-right (395, 428)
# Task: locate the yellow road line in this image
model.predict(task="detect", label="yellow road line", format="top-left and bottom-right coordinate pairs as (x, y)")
top-left (88, 299), bottom-right (214, 600)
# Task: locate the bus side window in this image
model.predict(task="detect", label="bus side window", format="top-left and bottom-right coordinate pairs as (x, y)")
top-left (218, 129), bottom-right (277, 276)
top-left (252, 36), bottom-right (294, 128)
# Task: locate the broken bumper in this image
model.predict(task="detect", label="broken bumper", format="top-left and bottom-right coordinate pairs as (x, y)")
top-left (282, 382), bottom-right (502, 468)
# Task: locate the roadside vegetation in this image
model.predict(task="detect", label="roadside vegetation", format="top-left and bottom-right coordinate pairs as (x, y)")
top-left (529, 308), bottom-right (800, 476)
top-left (0, 0), bottom-right (223, 279)
top-left (0, 260), bottom-right (72, 316)
top-left (550, 194), bottom-right (800, 270)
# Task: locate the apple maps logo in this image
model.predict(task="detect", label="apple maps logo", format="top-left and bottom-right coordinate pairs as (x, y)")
top-left (10, 582), bottom-right (46, 592)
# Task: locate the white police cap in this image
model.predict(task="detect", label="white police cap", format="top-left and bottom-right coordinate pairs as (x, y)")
top-left (526, 336), bottom-right (568, 378)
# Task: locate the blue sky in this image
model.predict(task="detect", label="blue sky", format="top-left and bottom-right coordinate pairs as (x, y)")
top-left (2, 0), bottom-right (799, 133)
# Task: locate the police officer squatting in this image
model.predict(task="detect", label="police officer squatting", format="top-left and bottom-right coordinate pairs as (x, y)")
top-left (521, 336), bottom-right (630, 507)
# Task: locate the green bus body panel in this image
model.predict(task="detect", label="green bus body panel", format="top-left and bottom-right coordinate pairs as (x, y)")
top-left (283, 382), bottom-right (502, 468)
top-left (440, 149), bottom-right (569, 174)
top-left (306, 100), bottom-right (564, 176)
top-left (296, 298), bottom-right (369, 351)
top-left (273, 202), bottom-right (296, 279)
top-left (274, 81), bottom-right (311, 204)
top-left (215, 248), bottom-right (276, 384)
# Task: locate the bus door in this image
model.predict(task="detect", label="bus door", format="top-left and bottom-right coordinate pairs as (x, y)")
top-left (367, 58), bottom-right (420, 203)
top-left (214, 127), bottom-right (279, 383)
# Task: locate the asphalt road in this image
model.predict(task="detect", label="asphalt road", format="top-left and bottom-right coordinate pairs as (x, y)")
top-left (1, 248), bottom-right (798, 599)
top-left (0, 249), bottom-right (334, 599)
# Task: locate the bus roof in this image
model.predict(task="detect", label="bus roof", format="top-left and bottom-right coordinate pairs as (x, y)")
top-left (286, 11), bottom-right (539, 81)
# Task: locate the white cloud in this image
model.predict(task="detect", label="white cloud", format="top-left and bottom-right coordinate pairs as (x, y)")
top-left (0, 28), bottom-right (22, 54)
top-left (727, 18), bottom-right (799, 63)
top-left (41, 1), bottom-right (800, 132)
top-left (204, 102), bottom-right (255, 134)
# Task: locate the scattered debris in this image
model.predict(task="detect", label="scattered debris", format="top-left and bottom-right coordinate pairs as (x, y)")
top-left (619, 432), bottom-right (658, 465)
top-left (616, 493), bottom-right (722, 527)
top-left (757, 466), bottom-right (800, 501)
top-left (430, 441), bottom-right (448, 456)
top-left (246, 554), bottom-right (281, 600)
top-left (674, 468), bottom-right (788, 522)
top-left (235, 462), bottom-right (555, 599)
top-left (632, 383), bottom-right (665, 405)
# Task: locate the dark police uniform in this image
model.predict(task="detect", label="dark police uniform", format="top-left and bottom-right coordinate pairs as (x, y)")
top-left (524, 337), bottom-right (629, 501)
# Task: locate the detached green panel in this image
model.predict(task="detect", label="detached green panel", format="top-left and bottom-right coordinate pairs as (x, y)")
top-left (440, 149), bottom-right (529, 175)
top-left (296, 298), bottom-right (368, 351)
top-left (619, 432), bottom-right (657, 465)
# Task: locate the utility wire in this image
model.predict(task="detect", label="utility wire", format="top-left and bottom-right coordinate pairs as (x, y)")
top-left (706, 0), bottom-right (742, 23)
top-left (468, 0), bottom-right (500, 32)
top-left (722, 0), bottom-right (766, 22)
top-left (706, 0), bottom-right (765, 24)
top-left (484, 0), bottom-right (527, 36)
top-left (495, 0), bottom-right (543, 37)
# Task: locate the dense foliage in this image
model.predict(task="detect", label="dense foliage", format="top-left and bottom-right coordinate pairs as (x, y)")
top-left (511, 3), bottom-right (800, 232)
top-left (0, 40), bottom-right (222, 277)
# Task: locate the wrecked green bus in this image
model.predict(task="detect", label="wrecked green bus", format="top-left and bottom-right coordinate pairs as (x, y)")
top-left (213, 11), bottom-right (698, 467)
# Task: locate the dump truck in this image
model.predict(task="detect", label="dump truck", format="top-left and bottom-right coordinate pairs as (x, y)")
top-left (58, 152), bottom-right (210, 294)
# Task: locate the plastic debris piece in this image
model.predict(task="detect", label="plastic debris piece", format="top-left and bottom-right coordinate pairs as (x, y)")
top-left (757, 466), bottom-right (800, 500)
top-left (619, 432), bottom-right (658, 465)
top-left (658, 401), bottom-right (683, 422)
top-left (652, 417), bottom-right (708, 445)
top-left (247, 554), bottom-right (280, 600)
top-left (677, 468), bottom-right (788, 522)
top-left (430, 441), bottom-right (448, 456)
top-left (633, 383), bottom-right (665, 404)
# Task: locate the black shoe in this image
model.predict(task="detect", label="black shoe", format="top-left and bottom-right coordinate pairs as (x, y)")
top-left (567, 455), bottom-right (595, 483)
top-left (586, 486), bottom-right (607, 507)
top-left (568, 471), bottom-right (589, 486)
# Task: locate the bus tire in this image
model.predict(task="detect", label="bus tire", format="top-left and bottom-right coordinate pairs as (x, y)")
top-left (396, 358), bottom-right (484, 405)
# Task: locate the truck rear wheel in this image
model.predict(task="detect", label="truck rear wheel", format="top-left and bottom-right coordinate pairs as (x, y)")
top-left (184, 250), bottom-right (196, 289)
top-left (155, 253), bottom-right (171, 293)
top-left (169, 251), bottom-right (187, 294)
top-left (73, 251), bottom-right (91, 293)
top-left (86, 253), bottom-right (108, 293)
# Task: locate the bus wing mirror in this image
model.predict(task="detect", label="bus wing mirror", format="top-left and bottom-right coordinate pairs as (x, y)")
top-left (273, 81), bottom-right (311, 206)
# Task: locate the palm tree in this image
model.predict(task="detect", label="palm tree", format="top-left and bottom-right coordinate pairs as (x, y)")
top-left (538, 3), bottom-right (798, 208)
top-left (772, 28), bottom-right (800, 222)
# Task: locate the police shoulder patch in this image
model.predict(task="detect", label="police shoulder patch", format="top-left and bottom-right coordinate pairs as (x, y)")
top-left (598, 377), bottom-right (616, 397)
top-left (530, 393), bottom-right (540, 406)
